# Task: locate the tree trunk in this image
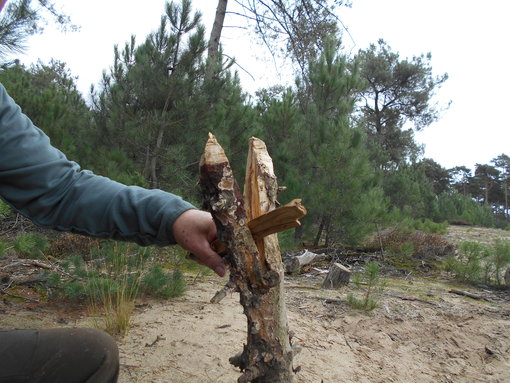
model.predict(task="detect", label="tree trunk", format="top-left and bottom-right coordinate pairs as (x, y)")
top-left (504, 180), bottom-right (508, 219)
top-left (206, 0), bottom-right (228, 81)
top-left (324, 215), bottom-right (332, 247)
top-left (149, 127), bottom-right (165, 188)
top-left (293, 225), bottom-right (303, 242)
top-left (313, 215), bottom-right (326, 247)
top-left (283, 250), bottom-right (326, 274)
top-left (199, 134), bottom-right (295, 383)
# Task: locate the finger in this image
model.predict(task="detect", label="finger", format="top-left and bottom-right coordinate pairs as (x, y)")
top-left (192, 242), bottom-right (226, 277)
top-left (201, 251), bottom-right (225, 277)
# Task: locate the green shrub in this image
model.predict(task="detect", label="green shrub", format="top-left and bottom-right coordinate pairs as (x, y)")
top-left (14, 233), bottom-right (47, 258)
top-left (141, 266), bottom-right (186, 299)
top-left (0, 240), bottom-right (12, 258)
top-left (434, 190), bottom-right (495, 227)
top-left (455, 241), bottom-right (485, 283)
top-left (420, 219), bottom-right (449, 234)
top-left (348, 261), bottom-right (383, 311)
top-left (346, 293), bottom-right (378, 311)
top-left (0, 199), bottom-right (13, 218)
top-left (442, 256), bottom-right (458, 275)
top-left (492, 240), bottom-right (510, 285)
top-left (443, 240), bottom-right (510, 286)
top-left (387, 241), bottom-right (415, 257)
top-left (62, 279), bottom-right (87, 301)
top-left (44, 241), bottom-right (189, 335)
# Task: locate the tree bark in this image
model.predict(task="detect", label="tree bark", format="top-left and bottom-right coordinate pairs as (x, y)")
top-left (322, 263), bottom-right (351, 289)
top-left (206, 0), bottom-right (228, 81)
top-left (149, 127), bottom-right (164, 188)
top-left (199, 134), bottom-right (295, 383)
top-left (313, 215), bottom-right (326, 247)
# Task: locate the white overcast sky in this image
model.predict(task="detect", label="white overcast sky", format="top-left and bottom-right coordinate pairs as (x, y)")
top-left (18, 0), bottom-right (510, 171)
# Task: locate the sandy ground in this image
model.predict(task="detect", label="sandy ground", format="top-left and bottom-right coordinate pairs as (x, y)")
top-left (1, 226), bottom-right (510, 382)
top-left (3, 273), bottom-right (508, 383)
top-left (114, 274), bottom-right (510, 383)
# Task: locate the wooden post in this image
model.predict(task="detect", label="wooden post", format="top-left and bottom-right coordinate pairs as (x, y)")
top-left (199, 134), bottom-right (298, 383)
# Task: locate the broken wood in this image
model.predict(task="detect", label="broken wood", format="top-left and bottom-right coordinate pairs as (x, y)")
top-left (283, 250), bottom-right (327, 274)
top-left (210, 279), bottom-right (237, 304)
top-left (206, 199), bottom-right (306, 258)
top-left (200, 134), bottom-right (298, 383)
top-left (322, 263), bottom-right (351, 289)
top-left (247, 199), bottom-right (306, 240)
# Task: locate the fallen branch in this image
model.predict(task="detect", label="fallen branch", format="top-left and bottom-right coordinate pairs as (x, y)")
top-left (0, 290), bottom-right (40, 302)
top-left (448, 289), bottom-right (491, 302)
top-left (210, 279), bottom-right (237, 304)
top-left (145, 335), bottom-right (165, 347)
top-left (10, 273), bottom-right (48, 285)
top-left (307, 295), bottom-right (345, 305)
top-left (283, 250), bottom-right (326, 274)
top-left (385, 293), bottom-right (437, 306)
top-left (0, 281), bottom-right (39, 302)
top-left (1, 259), bottom-right (53, 271)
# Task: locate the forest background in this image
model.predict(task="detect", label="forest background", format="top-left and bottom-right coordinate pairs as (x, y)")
top-left (1, 0), bottom-right (509, 249)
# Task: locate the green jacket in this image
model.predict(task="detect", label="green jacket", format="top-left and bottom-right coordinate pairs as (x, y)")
top-left (0, 84), bottom-right (194, 246)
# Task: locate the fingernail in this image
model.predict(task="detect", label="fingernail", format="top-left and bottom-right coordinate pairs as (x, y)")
top-left (214, 265), bottom-right (226, 277)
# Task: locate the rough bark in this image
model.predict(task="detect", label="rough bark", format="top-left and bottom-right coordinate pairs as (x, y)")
top-left (210, 199), bottom-right (306, 303)
top-left (206, 0), bottom-right (228, 81)
top-left (199, 134), bottom-right (295, 383)
top-left (322, 262), bottom-right (351, 289)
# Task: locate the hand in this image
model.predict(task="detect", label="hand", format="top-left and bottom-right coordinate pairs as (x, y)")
top-left (172, 209), bottom-right (226, 277)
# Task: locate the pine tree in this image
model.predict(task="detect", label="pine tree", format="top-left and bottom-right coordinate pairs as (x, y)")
top-left (92, 0), bottom-right (207, 193)
top-left (0, 60), bottom-right (91, 162)
top-left (260, 40), bottom-right (387, 246)
top-left (92, 0), bottom-right (257, 201)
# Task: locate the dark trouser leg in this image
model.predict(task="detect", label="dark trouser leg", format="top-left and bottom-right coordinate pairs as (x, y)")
top-left (0, 328), bottom-right (119, 383)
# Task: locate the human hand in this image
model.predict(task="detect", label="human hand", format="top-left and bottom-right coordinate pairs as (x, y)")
top-left (172, 209), bottom-right (226, 277)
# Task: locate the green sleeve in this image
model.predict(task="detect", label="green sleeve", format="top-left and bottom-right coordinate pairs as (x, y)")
top-left (0, 84), bottom-right (195, 246)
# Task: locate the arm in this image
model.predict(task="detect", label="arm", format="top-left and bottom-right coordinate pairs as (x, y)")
top-left (0, 84), bottom-right (225, 275)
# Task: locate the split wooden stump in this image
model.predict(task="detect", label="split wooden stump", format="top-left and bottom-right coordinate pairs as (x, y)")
top-left (199, 134), bottom-right (306, 383)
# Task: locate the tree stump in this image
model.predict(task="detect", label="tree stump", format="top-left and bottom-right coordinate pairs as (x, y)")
top-left (199, 134), bottom-right (303, 383)
top-left (322, 262), bottom-right (351, 289)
